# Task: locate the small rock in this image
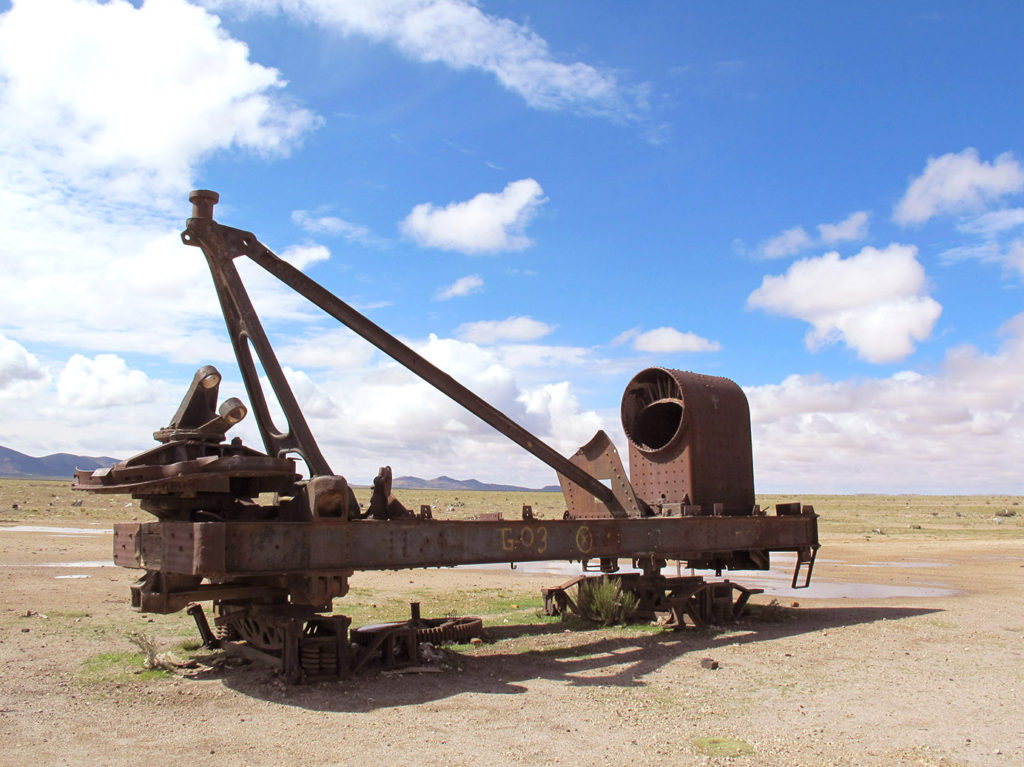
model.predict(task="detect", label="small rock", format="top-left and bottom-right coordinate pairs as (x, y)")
top-left (470, 637), bottom-right (483, 647)
top-left (700, 657), bottom-right (719, 670)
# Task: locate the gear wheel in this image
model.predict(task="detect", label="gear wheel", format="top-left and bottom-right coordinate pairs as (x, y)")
top-left (351, 615), bottom-right (484, 652)
top-left (415, 617), bottom-right (484, 645)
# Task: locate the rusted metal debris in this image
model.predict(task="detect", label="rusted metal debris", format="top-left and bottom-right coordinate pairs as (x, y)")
top-left (74, 190), bottom-right (819, 682)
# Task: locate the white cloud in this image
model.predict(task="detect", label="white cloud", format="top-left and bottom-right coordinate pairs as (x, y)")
top-left (632, 327), bottom-right (721, 354)
top-left (56, 354), bottom-right (155, 409)
top-left (893, 148), bottom-right (1024, 226)
top-left (747, 244), bottom-right (942, 363)
top-left (456, 316), bottom-right (555, 344)
top-left (265, 332), bottom-right (615, 487)
top-left (747, 313), bottom-right (1024, 493)
top-left (0, 0), bottom-right (320, 364)
top-left (279, 367), bottom-right (337, 419)
top-left (517, 381), bottom-right (603, 454)
top-left (818, 211), bottom-right (869, 244)
top-left (757, 212), bottom-right (870, 259)
top-left (758, 226), bottom-right (812, 259)
top-left (0, 335), bottom-right (50, 403)
top-left (278, 329), bottom-right (378, 371)
top-left (1006, 240), bottom-right (1024, 279)
top-left (0, 341), bottom-right (190, 458)
top-left (435, 275), bottom-right (484, 301)
top-left (0, 0), bottom-right (319, 203)
top-left (0, 335), bottom-right (47, 388)
top-left (207, 0), bottom-right (648, 121)
top-left (938, 242), bottom-right (1001, 265)
top-left (957, 207), bottom-right (1024, 236)
top-left (280, 243), bottom-right (330, 270)
top-left (291, 209), bottom-right (385, 247)
top-left (401, 179), bottom-right (546, 254)
top-left (496, 344), bottom-right (592, 370)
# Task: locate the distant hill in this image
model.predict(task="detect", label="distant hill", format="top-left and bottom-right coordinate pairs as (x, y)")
top-left (0, 446), bottom-right (119, 479)
top-left (0, 447), bottom-right (559, 490)
top-left (392, 475), bottom-right (560, 493)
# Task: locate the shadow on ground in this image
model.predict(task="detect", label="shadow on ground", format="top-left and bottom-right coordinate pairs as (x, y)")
top-left (211, 604), bottom-right (941, 711)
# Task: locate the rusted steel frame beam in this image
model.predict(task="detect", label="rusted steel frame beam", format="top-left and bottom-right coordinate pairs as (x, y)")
top-left (182, 217), bottom-right (332, 476)
top-left (182, 206), bottom-right (621, 513)
top-left (115, 516), bottom-right (818, 575)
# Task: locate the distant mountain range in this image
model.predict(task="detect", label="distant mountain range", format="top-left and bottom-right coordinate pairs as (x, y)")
top-left (392, 475), bottom-right (560, 493)
top-left (0, 446), bottom-right (558, 491)
top-left (0, 446), bottom-right (120, 479)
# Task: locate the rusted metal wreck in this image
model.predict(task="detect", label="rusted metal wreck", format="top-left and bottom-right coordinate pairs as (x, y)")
top-left (74, 190), bottom-right (819, 682)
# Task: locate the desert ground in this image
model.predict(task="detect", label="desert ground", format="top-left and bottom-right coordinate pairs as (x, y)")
top-left (0, 480), bottom-right (1021, 766)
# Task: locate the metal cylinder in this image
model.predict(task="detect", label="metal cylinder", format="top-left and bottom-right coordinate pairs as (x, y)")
top-left (621, 368), bottom-right (754, 514)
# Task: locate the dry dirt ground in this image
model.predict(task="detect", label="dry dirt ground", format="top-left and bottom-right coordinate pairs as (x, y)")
top-left (0, 487), bottom-right (1021, 767)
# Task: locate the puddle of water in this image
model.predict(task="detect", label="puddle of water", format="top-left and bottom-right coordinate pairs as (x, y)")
top-left (733, 570), bottom-right (955, 599)
top-left (0, 525), bottom-right (108, 536)
top-left (849, 561), bottom-right (951, 569)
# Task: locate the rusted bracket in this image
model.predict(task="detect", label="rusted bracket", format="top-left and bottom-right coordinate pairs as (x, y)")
top-left (791, 546), bottom-right (818, 589)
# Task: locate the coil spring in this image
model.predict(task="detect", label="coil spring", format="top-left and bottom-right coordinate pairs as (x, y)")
top-left (300, 641), bottom-right (339, 676)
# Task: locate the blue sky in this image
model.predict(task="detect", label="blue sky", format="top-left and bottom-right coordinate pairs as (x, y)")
top-left (0, 0), bottom-right (1022, 493)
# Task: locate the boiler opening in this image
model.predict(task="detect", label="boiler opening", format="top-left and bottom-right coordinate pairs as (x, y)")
top-left (634, 399), bottom-right (684, 451)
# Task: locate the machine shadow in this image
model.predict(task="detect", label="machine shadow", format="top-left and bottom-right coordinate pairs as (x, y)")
top-left (215, 604), bottom-right (942, 711)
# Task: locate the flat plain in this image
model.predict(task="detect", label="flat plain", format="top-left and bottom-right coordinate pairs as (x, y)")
top-left (1, 479), bottom-right (1021, 766)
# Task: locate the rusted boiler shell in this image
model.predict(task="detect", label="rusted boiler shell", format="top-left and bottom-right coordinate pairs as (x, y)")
top-left (621, 368), bottom-right (755, 515)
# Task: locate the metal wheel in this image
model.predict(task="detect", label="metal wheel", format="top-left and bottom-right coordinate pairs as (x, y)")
top-left (213, 604), bottom-right (287, 651)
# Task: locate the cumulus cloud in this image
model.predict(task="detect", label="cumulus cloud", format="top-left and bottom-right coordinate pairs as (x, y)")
top-left (747, 313), bottom-right (1024, 493)
top-left (0, 335), bottom-right (50, 404)
top-left (517, 381), bottom-right (603, 453)
top-left (893, 148), bottom-right (1024, 226)
top-left (271, 331), bottom-right (614, 487)
top-left (206, 0), bottom-right (649, 121)
top-left (277, 329), bottom-right (378, 371)
top-left (280, 243), bottom-right (330, 270)
top-left (630, 327), bottom-right (721, 354)
top-left (0, 0), bottom-right (319, 202)
top-left (757, 212), bottom-right (869, 259)
top-left (0, 335), bottom-right (47, 388)
top-left (456, 316), bottom-right (554, 344)
top-left (818, 211), bottom-right (870, 244)
top-left (56, 354), bottom-right (155, 409)
top-left (435, 275), bottom-right (484, 300)
top-left (402, 179), bottom-right (546, 254)
top-left (747, 244), bottom-right (942, 363)
top-left (0, 0), bottom-right (320, 362)
top-left (758, 226), bottom-right (812, 259)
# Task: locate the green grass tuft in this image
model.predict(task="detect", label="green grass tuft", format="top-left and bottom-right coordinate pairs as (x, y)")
top-left (693, 736), bottom-right (755, 757)
top-left (578, 577), bottom-right (640, 626)
top-left (78, 651), bottom-right (171, 684)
